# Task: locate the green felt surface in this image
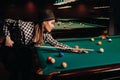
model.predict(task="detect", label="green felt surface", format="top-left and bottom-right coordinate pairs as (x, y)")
top-left (54, 22), bottom-right (106, 30)
top-left (36, 35), bottom-right (120, 74)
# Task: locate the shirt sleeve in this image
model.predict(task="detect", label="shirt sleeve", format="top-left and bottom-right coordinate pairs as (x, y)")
top-left (3, 19), bottom-right (17, 36)
top-left (44, 33), bottom-right (73, 52)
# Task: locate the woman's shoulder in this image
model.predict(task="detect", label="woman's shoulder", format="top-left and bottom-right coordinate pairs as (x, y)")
top-left (5, 18), bottom-right (17, 23)
top-left (18, 19), bottom-right (36, 26)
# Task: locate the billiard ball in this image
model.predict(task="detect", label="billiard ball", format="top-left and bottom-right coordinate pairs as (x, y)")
top-left (91, 38), bottom-right (95, 41)
top-left (101, 35), bottom-right (106, 39)
top-left (69, 22), bottom-right (73, 26)
top-left (57, 21), bottom-right (62, 26)
top-left (50, 58), bottom-right (55, 64)
top-left (59, 52), bottom-right (64, 57)
top-left (47, 56), bottom-right (53, 64)
top-left (98, 41), bottom-right (102, 45)
top-left (99, 48), bottom-right (104, 53)
top-left (82, 24), bottom-right (85, 27)
top-left (79, 23), bottom-right (82, 25)
top-left (108, 38), bottom-right (112, 42)
top-left (47, 56), bottom-right (52, 61)
top-left (61, 62), bottom-right (67, 68)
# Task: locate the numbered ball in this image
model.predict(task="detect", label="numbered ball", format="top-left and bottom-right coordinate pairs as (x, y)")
top-left (59, 52), bottom-right (64, 57)
top-left (98, 41), bottom-right (102, 45)
top-left (79, 23), bottom-right (82, 25)
top-left (101, 35), bottom-right (106, 39)
top-left (61, 62), bottom-right (67, 68)
top-left (91, 38), bottom-right (94, 41)
top-left (82, 24), bottom-right (85, 27)
top-left (108, 38), bottom-right (112, 42)
top-left (99, 48), bottom-right (104, 53)
top-left (50, 58), bottom-right (55, 64)
top-left (47, 56), bottom-right (52, 61)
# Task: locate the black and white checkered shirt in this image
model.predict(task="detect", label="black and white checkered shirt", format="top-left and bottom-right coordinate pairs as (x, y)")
top-left (3, 19), bottom-right (72, 51)
top-left (3, 19), bottom-right (34, 45)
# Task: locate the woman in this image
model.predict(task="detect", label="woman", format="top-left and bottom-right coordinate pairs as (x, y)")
top-left (3, 9), bottom-right (87, 80)
top-left (4, 9), bottom-right (85, 51)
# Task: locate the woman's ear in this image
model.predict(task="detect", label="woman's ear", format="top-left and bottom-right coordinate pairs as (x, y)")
top-left (43, 21), bottom-right (50, 28)
top-left (43, 21), bottom-right (47, 26)
top-left (42, 21), bottom-right (51, 32)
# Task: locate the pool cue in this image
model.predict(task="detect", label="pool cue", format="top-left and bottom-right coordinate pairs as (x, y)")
top-left (39, 46), bottom-right (94, 52)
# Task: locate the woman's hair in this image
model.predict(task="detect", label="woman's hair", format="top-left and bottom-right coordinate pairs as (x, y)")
top-left (32, 9), bottom-right (55, 45)
top-left (32, 24), bottom-right (44, 45)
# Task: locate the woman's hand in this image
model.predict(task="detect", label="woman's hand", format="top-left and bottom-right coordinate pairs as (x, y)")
top-left (73, 45), bottom-right (88, 53)
top-left (5, 36), bottom-right (14, 47)
top-left (78, 48), bottom-right (88, 53)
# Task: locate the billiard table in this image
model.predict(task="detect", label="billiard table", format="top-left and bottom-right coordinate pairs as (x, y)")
top-left (36, 35), bottom-right (120, 80)
top-left (52, 19), bottom-right (107, 39)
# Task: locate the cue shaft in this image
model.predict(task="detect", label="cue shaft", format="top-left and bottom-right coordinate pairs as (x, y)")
top-left (39, 46), bottom-right (94, 51)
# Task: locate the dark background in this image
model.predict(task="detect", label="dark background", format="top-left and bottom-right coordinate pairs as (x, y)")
top-left (111, 0), bottom-right (120, 35)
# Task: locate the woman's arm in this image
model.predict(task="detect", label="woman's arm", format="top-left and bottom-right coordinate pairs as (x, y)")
top-left (44, 33), bottom-right (83, 53)
top-left (3, 19), bottom-right (16, 47)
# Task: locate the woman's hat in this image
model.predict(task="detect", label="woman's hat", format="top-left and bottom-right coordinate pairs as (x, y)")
top-left (39, 9), bottom-right (55, 21)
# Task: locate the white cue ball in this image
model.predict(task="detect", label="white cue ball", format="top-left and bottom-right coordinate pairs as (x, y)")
top-left (61, 62), bottom-right (67, 68)
top-left (108, 38), bottom-right (112, 42)
top-left (50, 58), bottom-right (55, 64)
top-left (99, 48), bottom-right (104, 53)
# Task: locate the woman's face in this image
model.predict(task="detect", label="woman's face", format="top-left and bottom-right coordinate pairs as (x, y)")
top-left (43, 20), bottom-right (55, 32)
